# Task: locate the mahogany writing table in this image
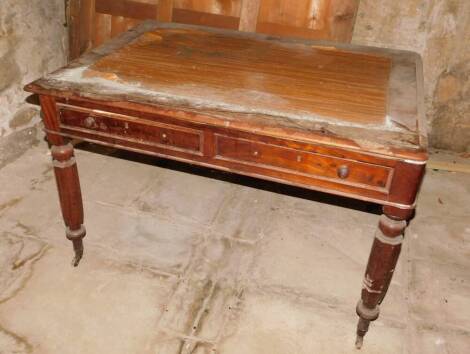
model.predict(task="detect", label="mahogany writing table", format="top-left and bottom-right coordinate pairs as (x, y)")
top-left (25, 21), bottom-right (427, 347)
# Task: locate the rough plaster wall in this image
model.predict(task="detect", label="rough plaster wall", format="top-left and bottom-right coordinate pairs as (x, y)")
top-left (0, 0), bottom-right (67, 137)
top-left (354, 0), bottom-right (470, 152)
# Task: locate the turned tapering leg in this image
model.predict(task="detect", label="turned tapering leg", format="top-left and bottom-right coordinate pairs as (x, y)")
top-left (51, 142), bottom-right (86, 266)
top-left (355, 206), bottom-right (413, 349)
top-left (39, 95), bottom-right (86, 266)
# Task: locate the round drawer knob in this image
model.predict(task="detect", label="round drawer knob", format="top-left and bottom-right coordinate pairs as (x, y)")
top-left (84, 116), bottom-right (95, 128)
top-left (161, 132), bottom-right (168, 140)
top-left (337, 165), bottom-right (349, 179)
top-left (253, 150), bottom-right (259, 157)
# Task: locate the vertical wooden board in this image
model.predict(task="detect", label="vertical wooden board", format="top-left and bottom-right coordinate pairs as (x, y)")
top-left (157, 0), bottom-right (174, 21)
top-left (257, 0), bottom-right (315, 29)
top-left (68, 0), bottom-right (81, 60)
top-left (94, 13), bottom-right (112, 46)
top-left (70, 0), bottom-right (360, 60)
top-left (79, 0), bottom-right (96, 54)
top-left (239, 0), bottom-right (261, 32)
top-left (173, 0), bottom-right (241, 17)
top-left (111, 16), bottom-right (127, 37)
top-left (309, 0), bottom-right (329, 30)
top-left (327, 0), bottom-right (360, 42)
top-left (255, 0), bottom-right (359, 42)
top-left (95, 0), bottom-right (158, 20)
top-left (172, 9), bottom-right (240, 29)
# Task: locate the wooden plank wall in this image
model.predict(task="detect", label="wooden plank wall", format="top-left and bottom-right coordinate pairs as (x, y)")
top-left (69, 0), bottom-right (360, 60)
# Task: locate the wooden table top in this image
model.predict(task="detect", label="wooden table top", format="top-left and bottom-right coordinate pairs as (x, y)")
top-left (26, 21), bottom-right (427, 162)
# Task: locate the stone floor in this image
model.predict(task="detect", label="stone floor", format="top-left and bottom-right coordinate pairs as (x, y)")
top-left (0, 137), bottom-right (469, 354)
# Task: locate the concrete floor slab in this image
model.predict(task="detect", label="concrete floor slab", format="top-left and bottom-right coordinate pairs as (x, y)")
top-left (0, 142), bottom-right (469, 353)
top-left (0, 240), bottom-right (171, 354)
top-left (248, 208), bottom-right (408, 322)
top-left (218, 291), bottom-right (405, 354)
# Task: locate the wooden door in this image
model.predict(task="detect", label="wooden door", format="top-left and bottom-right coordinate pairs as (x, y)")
top-left (68, 0), bottom-right (360, 60)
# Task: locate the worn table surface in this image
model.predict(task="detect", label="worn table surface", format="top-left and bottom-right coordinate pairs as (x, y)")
top-left (26, 21), bottom-right (427, 161)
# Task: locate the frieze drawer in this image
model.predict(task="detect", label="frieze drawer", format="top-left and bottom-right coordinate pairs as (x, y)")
top-left (215, 134), bottom-right (392, 191)
top-left (58, 106), bottom-right (203, 155)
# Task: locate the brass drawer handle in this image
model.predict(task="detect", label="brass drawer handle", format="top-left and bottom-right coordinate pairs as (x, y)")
top-left (161, 132), bottom-right (168, 141)
top-left (253, 150), bottom-right (259, 157)
top-left (337, 165), bottom-right (350, 179)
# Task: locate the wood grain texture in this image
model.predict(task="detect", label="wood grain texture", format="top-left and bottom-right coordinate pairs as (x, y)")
top-left (95, 0), bottom-right (240, 30)
top-left (215, 134), bottom-right (392, 190)
top-left (51, 142), bottom-right (86, 267)
top-left (36, 97), bottom-right (424, 208)
top-left (255, 21), bottom-right (328, 39)
top-left (68, 0), bottom-right (81, 60)
top-left (111, 16), bottom-right (126, 37)
top-left (51, 144), bottom-right (84, 231)
top-left (39, 95), bottom-right (63, 146)
top-left (172, 8), bottom-right (240, 29)
top-left (59, 105), bottom-right (203, 154)
top-left (388, 161), bottom-right (425, 205)
top-left (239, 0), bottom-right (261, 32)
top-left (87, 27), bottom-right (391, 125)
top-left (39, 95), bottom-right (86, 266)
top-left (258, 0), bottom-right (318, 29)
top-left (95, 0), bottom-right (156, 20)
top-left (173, 0), bottom-right (241, 16)
top-left (94, 13), bottom-right (112, 46)
top-left (78, 0), bottom-right (96, 54)
top-left (56, 100), bottom-right (399, 167)
top-left (256, 0), bottom-right (359, 41)
top-left (328, 0), bottom-right (360, 42)
top-left (157, 0), bottom-right (174, 21)
top-left (26, 22), bottom-right (427, 162)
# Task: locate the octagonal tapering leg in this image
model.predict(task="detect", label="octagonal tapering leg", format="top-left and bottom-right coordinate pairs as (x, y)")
top-left (51, 142), bottom-right (86, 266)
top-left (355, 206), bottom-right (413, 349)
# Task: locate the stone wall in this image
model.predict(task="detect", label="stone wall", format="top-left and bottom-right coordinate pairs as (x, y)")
top-left (0, 0), bottom-right (67, 137)
top-left (354, 0), bottom-right (470, 152)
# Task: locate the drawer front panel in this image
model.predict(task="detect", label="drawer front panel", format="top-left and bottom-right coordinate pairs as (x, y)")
top-left (215, 135), bottom-right (392, 190)
top-left (58, 106), bottom-right (202, 154)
